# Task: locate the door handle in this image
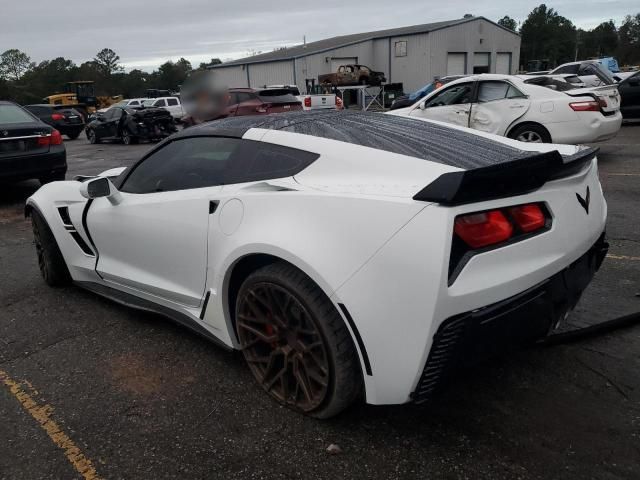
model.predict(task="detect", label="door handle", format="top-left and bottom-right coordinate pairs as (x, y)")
top-left (510, 104), bottom-right (525, 109)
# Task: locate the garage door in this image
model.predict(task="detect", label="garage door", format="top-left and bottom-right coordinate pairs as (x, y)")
top-left (496, 53), bottom-right (512, 74)
top-left (446, 53), bottom-right (466, 75)
top-left (473, 53), bottom-right (490, 74)
top-left (331, 57), bottom-right (357, 72)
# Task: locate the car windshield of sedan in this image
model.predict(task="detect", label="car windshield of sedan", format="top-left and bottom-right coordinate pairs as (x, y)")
top-left (0, 104), bottom-right (36, 124)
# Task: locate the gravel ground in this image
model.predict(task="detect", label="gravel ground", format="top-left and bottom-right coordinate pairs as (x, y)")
top-left (0, 127), bottom-right (638, 479)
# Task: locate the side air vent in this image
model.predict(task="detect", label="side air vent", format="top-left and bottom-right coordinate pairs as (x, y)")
top-left (70, 232), bottom-right (95, 256)
top-left (57, 206), bottom-right (95, 257)
top-left (57, 206), bottom-right (73, 227)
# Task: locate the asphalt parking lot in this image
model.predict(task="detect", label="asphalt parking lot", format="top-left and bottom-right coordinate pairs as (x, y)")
top-left (1, 128), bottom-right (639, 480)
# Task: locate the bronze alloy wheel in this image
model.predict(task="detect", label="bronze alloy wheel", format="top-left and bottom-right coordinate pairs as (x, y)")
top-left (237, 282), bottom-right (330, 412)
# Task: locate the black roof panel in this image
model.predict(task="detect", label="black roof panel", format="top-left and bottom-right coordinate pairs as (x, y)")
top-left (179, 110), bottom-right (537, 170)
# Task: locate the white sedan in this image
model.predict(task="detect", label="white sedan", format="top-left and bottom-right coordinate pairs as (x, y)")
top-left (388, 74), bottom-right (622, 144)
top-left (27, 111), bottom-right (608, 417)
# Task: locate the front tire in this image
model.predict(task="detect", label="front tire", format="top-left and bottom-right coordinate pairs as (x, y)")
top-left (235, 262), bottom-right (362, 418)
top-left (508, 124), bottom-right (552, 143)
top-left (31, 210), bottom-right (71, 287)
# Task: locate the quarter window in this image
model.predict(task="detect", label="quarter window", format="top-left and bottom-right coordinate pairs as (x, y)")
top-left (167, 98), bottom-right (179, 106)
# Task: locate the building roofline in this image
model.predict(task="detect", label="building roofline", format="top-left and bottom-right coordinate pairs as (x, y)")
top-left (210, 16), bottom-right (519, 69)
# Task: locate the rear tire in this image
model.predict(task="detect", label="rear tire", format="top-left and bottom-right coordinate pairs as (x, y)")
top-left (235, 262), bottom-right (363, 418)
top-left (67, 131), bottom-right (81, 140)
top-left (87, 129), bottom-right (100, 144)
top-left (31, 210), bottom-right (71, 287)
top-left (508, 124), bottom-right (552, 143)
top-left (121, 129), bottom-right (138, 145)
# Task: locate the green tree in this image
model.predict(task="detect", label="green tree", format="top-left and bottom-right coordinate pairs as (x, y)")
top-left (520, 4), bottom-right (577, 68)
top-left (498, 16), bottom-right (518, 31)
top-left (618, 14), bottom-right (640, 65)
top-left (0, 49), bottom-right (34, 81)
top-left (152, 58), bottom-right (192, 90)
top-left (198, 58), bottom-right (222, 69)
top-left (93, 48), bottom-right (123, 75)
top-left (580, 20), bottom-right (618, 58)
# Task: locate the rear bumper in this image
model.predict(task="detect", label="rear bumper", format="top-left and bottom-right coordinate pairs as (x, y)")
top-left (412, 233), bottom-right (608, 403)
top-left (549, 112), bottom-right (622, 144)
top-left (0, 148), bottom-right (67, 182)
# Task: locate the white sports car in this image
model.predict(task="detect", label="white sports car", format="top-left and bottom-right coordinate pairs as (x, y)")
top-left (27, 111), bottom-right (608, 417)
top-left (388, 74), bottom-right (622, 144)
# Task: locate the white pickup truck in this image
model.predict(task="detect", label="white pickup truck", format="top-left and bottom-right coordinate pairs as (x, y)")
top-left (264, 85), bottom-right (342, 111)
top-left (142, 97), bottom-right (185, 120)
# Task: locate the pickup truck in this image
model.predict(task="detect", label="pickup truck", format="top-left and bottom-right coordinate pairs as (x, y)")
top-left (318, 65), bottom-right (386, 86)
top-left (264, 85), bottom-right (343, 111)
top-left (142, 96), bottom-right (185, 120)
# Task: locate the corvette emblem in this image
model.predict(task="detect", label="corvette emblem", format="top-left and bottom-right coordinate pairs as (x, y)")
top-left (576, 186), bottom-right (590, 214)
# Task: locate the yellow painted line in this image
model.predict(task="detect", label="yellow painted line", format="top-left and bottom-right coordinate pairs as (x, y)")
top-left (0, 369), bottom-right (103, 480)
top-left (607, 254), bottom-right (640, 261)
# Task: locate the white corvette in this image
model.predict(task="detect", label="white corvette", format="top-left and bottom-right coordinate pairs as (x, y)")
top-left (27, 111), bottom-right (608, 417)
top-left (388, 74), bottom-right (622, 144)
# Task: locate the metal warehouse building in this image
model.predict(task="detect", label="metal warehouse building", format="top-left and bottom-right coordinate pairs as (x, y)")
top-left (210, 16), bottom-right (521, 93)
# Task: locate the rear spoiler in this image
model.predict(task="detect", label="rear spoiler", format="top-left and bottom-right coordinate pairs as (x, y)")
top-left (413, 147), bottom-right (597, 206)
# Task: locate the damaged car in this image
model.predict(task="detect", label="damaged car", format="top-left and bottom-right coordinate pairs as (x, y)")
top-left (85, 106), bottom-right (176, 145)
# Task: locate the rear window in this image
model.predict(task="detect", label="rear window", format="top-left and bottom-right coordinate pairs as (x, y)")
top-left (257, 89), bottom-right (300, 104)
top-left (0, 104), bottom-right (36, 124)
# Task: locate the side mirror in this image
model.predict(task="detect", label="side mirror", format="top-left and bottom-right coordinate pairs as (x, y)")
top-left (79, 177), bottom-right (122, 205)
top-left (419, 101), bottom-right (426, 110)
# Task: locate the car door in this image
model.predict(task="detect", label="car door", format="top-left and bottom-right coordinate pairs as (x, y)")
top-left (166, 98), bottom-right (181, 117)
top-left (469, 80), bottom-right (530, 135)
top-left (95, 108), bottom-right (118, 138)
top-left (410, 81), bottom-right (474, 128)
top-left (86, 136), bottom-right (238, 307)
top-left (618, 73), bottom-right (640, 119)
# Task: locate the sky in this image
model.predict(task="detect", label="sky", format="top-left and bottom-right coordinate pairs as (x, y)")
top-left (1, 0), bottom-right (637, 71)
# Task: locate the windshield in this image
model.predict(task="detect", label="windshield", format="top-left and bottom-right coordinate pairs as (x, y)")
top-left (410, 83), bottom-right (436, 100)
top-left (0, 104), bottom-right (36, 124)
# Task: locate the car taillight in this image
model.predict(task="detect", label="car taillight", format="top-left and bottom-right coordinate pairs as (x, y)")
top-left (304, 96), bottom-right (312, 108)
top-left (454, 210), bottom-right (513, 249)
top-left (454, 203), bottom-right (548, 249)
top-left (508, 203), bottom-right (546, 232)
top-left (37, 130), bottom-right (63, 146)
top-left (50, 129), bottom-right (63, 145)
top-left (596, 96), bottom-right (608, 109)
top-left (336, 96), bottom-right (343, 109)
top-left (51, 113), bottom-right (65, 121)
top-left (569, 101), bottom-right (600, 112)
top-left (256, 103), bottom-right (270, 113)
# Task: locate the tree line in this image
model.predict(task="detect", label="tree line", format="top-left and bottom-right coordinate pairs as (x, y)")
top-left (498, 5), bottom-right (640, 69)
top-left (1, 4), bottom-right (639, 105)
top-left (0, 48), bottom-right (221, 105)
